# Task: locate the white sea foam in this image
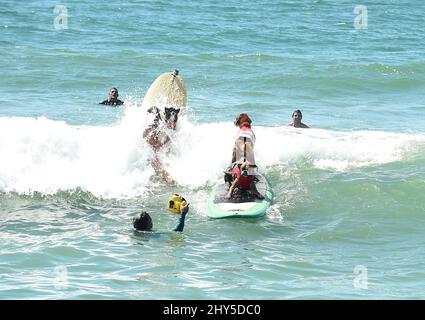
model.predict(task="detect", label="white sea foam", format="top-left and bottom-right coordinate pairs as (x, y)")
top-left (255, 127), bottom-right (425, 171)
top-left (1, 110), bottom-right (424, 198)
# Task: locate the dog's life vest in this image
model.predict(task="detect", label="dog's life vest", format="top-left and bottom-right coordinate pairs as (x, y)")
top-left (231, 164), bottom-right (254, 190)
top-left (235, 122), bottom-right (256, 145)
top-left (234, 122), bottom-right (256, 174)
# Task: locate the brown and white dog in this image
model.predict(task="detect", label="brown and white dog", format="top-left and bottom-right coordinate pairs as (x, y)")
top-left (225, 113), bottom-right (264, 200)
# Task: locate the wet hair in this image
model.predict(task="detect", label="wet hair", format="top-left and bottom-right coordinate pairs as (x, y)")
top-left (110, 87), bottom-right (119, 96)
top-left (133, 211), bottom-right (153, 231)
top-left (234, 113), bottom-right (252, 127)
top-left (292, 109), bottom-right (302, 118)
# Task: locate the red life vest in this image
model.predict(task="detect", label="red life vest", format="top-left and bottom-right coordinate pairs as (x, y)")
top-left (231, 164), bottom-right (254, 190)
top-left (235, 122), bottom-right (256, 145)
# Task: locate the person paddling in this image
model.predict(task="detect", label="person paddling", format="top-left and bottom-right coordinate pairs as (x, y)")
top-left (133, 195), bottom-right (190, 232)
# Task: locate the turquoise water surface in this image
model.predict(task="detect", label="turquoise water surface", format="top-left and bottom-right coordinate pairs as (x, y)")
top-left (1, 0), bottom-right (425, 299)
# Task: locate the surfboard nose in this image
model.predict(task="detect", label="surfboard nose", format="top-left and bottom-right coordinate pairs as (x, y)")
top-left (142, 71), bottom-right (187, 115)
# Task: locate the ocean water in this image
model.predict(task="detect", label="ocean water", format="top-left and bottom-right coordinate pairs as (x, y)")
top-left (1, 0), bottom-right (425, 299)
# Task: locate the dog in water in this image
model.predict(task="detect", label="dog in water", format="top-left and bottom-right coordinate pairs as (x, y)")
top-left (143, 106), bottom-right (180, 184)
top-left (163, 107), bottom-right (180, 130)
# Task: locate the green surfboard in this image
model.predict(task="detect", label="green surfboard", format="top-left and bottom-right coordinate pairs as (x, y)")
top-left (207, 174), bottom-right (274, 219)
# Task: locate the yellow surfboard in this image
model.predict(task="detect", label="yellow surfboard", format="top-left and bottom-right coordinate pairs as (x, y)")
top-left (142, 70), bottom-right (187, 115)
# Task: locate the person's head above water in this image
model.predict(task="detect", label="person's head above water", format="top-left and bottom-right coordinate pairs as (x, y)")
top-left (234, 113), bottom-right (252, 128)
top-left (290, 109), bottom-right (309, 128)
top-left (133, 211), bottom-right (153, 231)
top-left (108, 87), bottom-right (119, 101)
top-left (100, 87), bottom-right (124, 106)
top-left (292, 109), bottom-right (302, 121)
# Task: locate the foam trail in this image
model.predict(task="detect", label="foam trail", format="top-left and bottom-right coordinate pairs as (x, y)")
top-left (1, 110), bottom-right (424, 198)
top-left (254, 127), bottom-right (425, 171)
top-left (162, 125), bottom-right (425, 188)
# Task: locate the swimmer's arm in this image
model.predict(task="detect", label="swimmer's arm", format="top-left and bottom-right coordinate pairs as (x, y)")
top-left (173, 212), bottom-right (187, 232)
top-left (172, 204), bottom-right (189, 232)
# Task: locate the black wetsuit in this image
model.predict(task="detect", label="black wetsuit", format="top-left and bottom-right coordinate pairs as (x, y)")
top-left (99, 99), bottom-right (124, 106)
